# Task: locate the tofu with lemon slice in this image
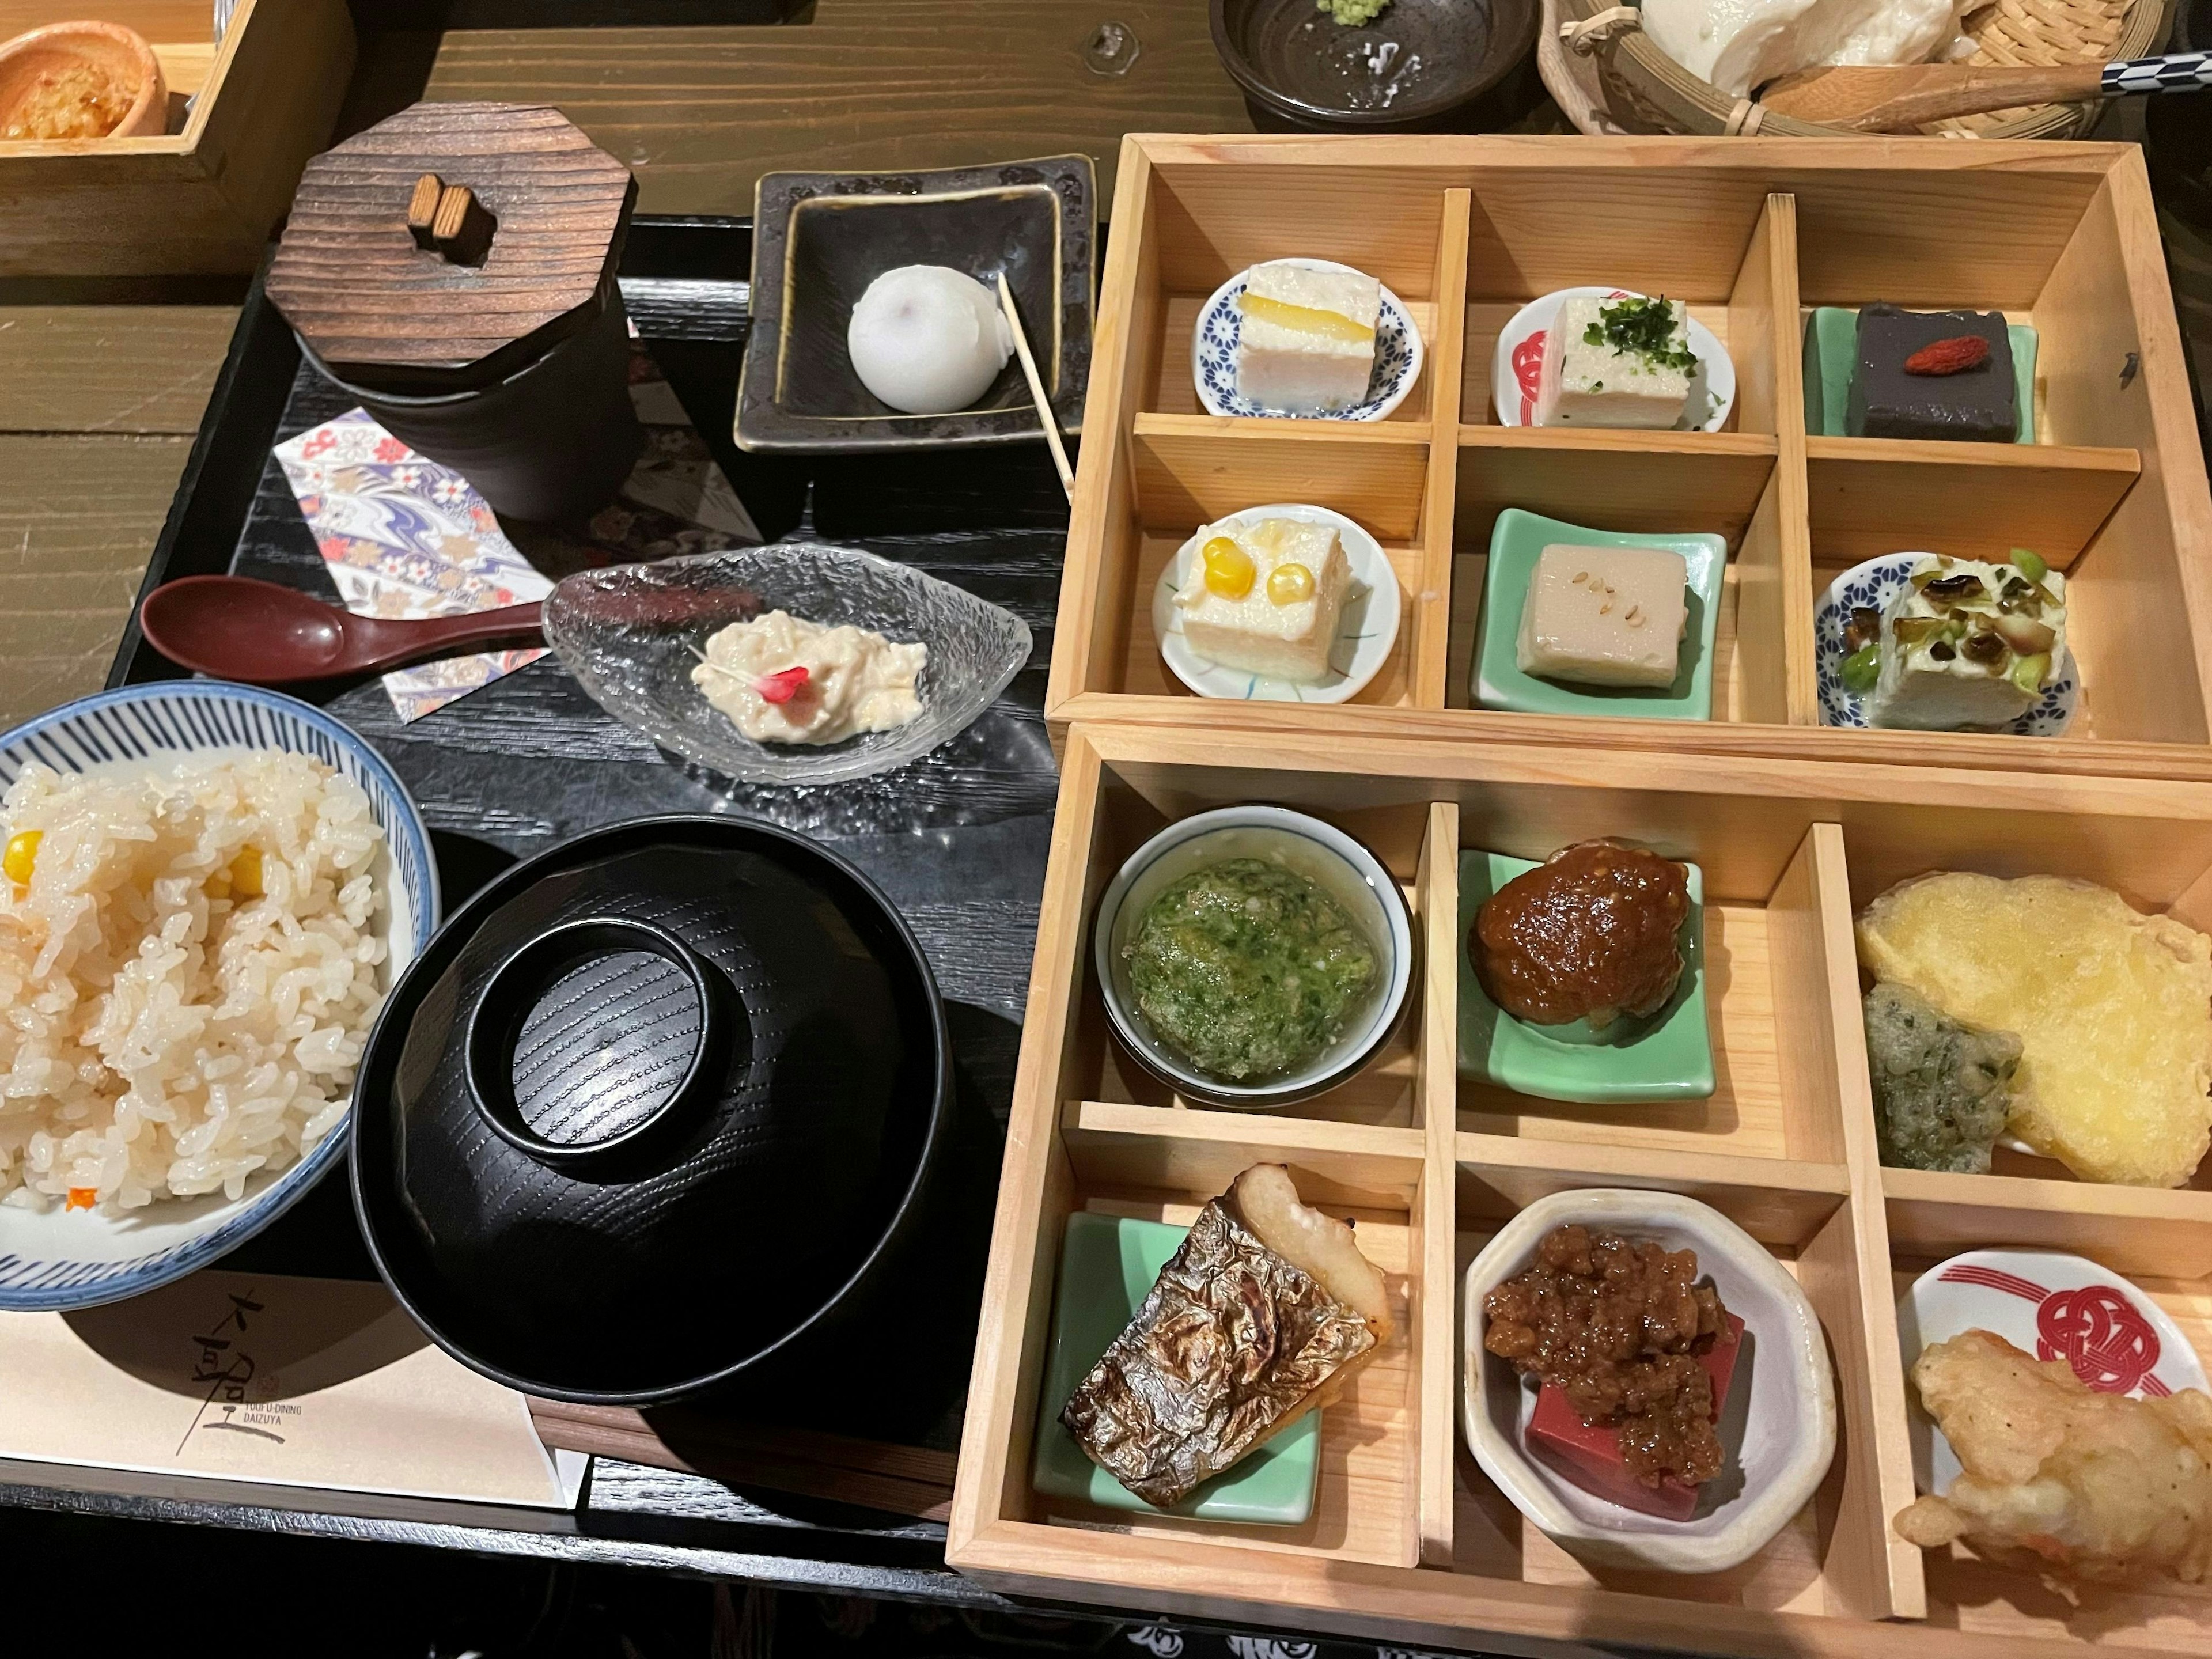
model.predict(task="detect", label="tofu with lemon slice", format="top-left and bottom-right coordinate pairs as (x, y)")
top-left (1175, 517), bottom-right (1352, 684)
top-left (1234, 263), bottom-right (1381, 414)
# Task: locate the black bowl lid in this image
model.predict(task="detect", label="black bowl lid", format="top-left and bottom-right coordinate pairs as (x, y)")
top-left (350, 815), bottom-right (948, 1404)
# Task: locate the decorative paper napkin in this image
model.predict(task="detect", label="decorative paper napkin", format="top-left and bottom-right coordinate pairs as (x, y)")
top-left (275, 343), bottom-right (760, 724)
top-left (0, 1270), bottom-right (586, 1509)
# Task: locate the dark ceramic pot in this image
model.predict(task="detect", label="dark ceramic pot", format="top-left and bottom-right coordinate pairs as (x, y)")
top-left (1211, 0), bottom-right (1541, 132)
top-left (300, 277), bottom-right (645, 525)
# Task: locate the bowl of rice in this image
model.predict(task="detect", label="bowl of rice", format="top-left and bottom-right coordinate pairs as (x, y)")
top-left (0, 682), bottom-right (436, 1310)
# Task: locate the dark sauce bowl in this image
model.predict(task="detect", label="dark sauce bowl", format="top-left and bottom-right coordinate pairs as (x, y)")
top-left (1211, 0), bottom-right (1540, 132)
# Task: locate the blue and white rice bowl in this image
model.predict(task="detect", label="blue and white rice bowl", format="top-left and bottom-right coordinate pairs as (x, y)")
top-left (1191, 260), bottom-right (1423, 423)
top-left (0, 683), bottom-right (436, 1310)
top-left (1815, 552), bottom-right (2078, 736)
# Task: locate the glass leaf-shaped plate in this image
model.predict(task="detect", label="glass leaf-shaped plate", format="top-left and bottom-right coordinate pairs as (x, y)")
top-left (544, 543), bottom-right (1032, 786)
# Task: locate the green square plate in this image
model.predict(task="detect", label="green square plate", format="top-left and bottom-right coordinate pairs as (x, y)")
top-left (1031, 1210), bottom-right (1319, 1524)
top-left (1456, 850), bottom-right (1715, 1104)
top-left (1473, 509), bottom-right (1725, 720)
top-left (1801, 306), bottom-right (2037, 444)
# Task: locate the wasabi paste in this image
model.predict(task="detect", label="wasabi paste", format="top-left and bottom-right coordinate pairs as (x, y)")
top-left (1319, 0), bottom-right (1392, 25)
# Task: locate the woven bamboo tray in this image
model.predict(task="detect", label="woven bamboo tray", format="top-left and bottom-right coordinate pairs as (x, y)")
top-left (1552, 0), bottom-right (2166, 137)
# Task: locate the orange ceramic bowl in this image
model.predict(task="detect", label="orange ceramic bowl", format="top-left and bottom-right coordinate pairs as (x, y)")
top-left (0, 20), bottom-right (166, 142)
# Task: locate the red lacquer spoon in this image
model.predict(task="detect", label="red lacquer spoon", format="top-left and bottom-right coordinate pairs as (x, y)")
top-left (138, 576), bottom-right (544, 685)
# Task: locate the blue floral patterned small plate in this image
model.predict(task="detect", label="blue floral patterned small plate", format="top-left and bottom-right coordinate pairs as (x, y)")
top-left (1815, 552), bottom-right (2077, 736)
top-left (1191, 260), bottom-right (1423, 422)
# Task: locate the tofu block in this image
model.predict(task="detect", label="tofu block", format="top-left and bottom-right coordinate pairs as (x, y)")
top-left (1175, 516), bottom-right (1353, 684)
top-left (1847, 303), bottom-right (2017, 443)
top-left (1536, 296), bottom-right (1694, 430)
top-left (1235, 262), bottom-right (1381, 414)
top-left (1516, 543), bottom-right (1690, 690)
top-left (1524, 1313), bottom-right (1743, 1520)
top-left (1863, 555), bottom-right (2068, 730)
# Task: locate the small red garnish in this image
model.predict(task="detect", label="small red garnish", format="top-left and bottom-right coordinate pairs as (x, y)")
top-left (65, 1187), bottom-right (96, 1211)
top-left (1903, 335), bottom-right (1990, 376)
top-left (755, 666), bottom-right (810, 705)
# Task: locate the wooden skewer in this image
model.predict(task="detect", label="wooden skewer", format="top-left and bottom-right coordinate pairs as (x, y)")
top-left (996, 272), bottom-right (1074, 501)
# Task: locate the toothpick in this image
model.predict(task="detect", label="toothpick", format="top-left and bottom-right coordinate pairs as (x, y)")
top-left (997, 273), bottom-right (1074, 501)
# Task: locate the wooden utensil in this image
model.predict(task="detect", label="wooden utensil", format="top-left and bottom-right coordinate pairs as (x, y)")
top-left (997, 272), bottom-right (1075, 501)
top-left (1760, 50), bottom-right (2210, 130)
top-left (139, 576), bottom-right (543, 685)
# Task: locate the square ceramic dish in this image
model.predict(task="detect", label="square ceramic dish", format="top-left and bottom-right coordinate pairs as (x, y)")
top-left (734, 154), bottom-right (1094, 452)
top-left (1031, 1211), bottom-right (1320, 1524)
top-left (1455, 849), bottom-right (1714, 1103)
top-left (1472, 509), bottom-right (1726, 718)
top-left (1041, 135), bottom-right (2212, 773)
top-left (1801, 306), bottom-right (2039, 444)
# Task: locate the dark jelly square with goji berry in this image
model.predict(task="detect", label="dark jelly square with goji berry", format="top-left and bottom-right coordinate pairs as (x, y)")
top-left (1847, 302), bottom-right (2017, 443)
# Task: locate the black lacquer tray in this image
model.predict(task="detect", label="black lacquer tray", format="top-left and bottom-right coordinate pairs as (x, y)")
top-left (73, 214), bottom-right (1075, 1602)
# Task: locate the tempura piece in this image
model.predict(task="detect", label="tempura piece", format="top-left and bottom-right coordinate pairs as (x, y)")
top-left (1896, 1330), bottom-right (2212, 1589)
top-left (1857, 873), bottom-right (2212, 1187)
top-left (1060, 1164), bottom-right (1391, 1508)
top-left (1862, 982), bottom-right (2020, 1174)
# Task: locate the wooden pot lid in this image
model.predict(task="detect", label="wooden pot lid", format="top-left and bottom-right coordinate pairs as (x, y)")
top-left (268, 101), bottom-right (637, 396)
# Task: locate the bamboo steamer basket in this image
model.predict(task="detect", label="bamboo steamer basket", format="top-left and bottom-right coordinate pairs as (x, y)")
top-left (1551, 0), bottom-right (2165, 136)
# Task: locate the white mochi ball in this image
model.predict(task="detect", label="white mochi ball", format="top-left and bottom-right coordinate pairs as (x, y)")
top-left (846, 265), bottom-right (1014, 415)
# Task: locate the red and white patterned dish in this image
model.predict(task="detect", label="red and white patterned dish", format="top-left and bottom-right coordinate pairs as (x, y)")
top-left (1896, 1248), bottom-right (2210, 1495)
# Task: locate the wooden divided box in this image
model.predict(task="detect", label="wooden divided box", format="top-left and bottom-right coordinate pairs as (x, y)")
top-left (0, 0), bottom-right (354, 276)
top-left (950, 722), bottom-right (2212, 1656)
top-left (1047, 136), bottom-right (2212, 780)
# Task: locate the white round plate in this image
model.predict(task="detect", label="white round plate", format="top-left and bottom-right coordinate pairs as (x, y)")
top-left (1491, 287), bottom-right (1735, 432)
top-left (1897, 1249), bottom-right (2209, 1496)
top-left (1462, 1189), bottom-right (1837, 1576)
top-left (0, 683), bottom-right (438, 1312)
top-left (1152, 504), bottom-right (1402, 703)
top-left (1191, 260), bottom-right (1423, 422)
top-left (1815, 552), bottom-right (2077, 736)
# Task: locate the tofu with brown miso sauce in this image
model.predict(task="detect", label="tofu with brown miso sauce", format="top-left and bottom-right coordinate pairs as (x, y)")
top-left (1517, 543), bottom-right (1689, 691)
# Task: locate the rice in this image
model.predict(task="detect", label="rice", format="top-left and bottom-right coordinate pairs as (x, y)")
top-left (0, 752), bottom-right (387, 1212)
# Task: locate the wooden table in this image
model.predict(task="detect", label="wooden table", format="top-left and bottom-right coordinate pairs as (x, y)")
top-left (0, 1), bottom-right (1251, 728)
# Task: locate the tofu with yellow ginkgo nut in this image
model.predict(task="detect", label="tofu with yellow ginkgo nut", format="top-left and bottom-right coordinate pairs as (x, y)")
top-left (1175, 517), bottom-right (1351, 684)
top-left (1516, 543), bottom-right (1688, 690)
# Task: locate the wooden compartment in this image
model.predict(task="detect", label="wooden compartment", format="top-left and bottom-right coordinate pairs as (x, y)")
top-left (1048, 136), bottom-right (2212, 781)
top-left (0, 0), bottom-right (355, 276)
top-left (950, 721), bottom-right (2212, 1657)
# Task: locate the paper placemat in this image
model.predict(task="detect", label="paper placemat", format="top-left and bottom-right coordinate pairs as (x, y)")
top-left (275, 343), bottom-right (760, 724)
top-left (0, 1270), bottom-right (585, 1510)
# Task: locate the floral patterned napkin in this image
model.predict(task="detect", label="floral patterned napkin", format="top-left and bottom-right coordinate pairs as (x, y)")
top-left (274, 345), bottom-right (759, 723)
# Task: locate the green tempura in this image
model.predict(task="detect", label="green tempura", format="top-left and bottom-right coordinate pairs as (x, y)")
top-left (1318, 0), bottom-right (1392, 25)
top-left (1862, 981), bottom-right (2021, 1174)
top-left (1126, 857), bottom-right (1378, 1083)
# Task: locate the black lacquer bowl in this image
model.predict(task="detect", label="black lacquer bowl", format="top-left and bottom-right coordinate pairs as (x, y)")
top-left (349, 816), bottom-right (950, 1404)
